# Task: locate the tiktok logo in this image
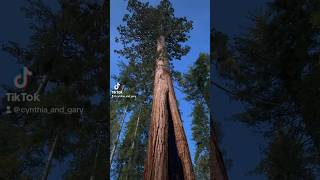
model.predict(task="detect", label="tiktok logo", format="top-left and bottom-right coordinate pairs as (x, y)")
top-left (114, 82), bottom-right (124, 91)
top-left (14, 66), bottom-right (32, 89)
top-left (111, 82), bottom-right (125, 97)
top-left (111, 82), bottom-right (136, 99)
top-left (114, 82), bottom-right (121, 90)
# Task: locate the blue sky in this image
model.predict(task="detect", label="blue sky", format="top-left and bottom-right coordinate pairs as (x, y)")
top-left (0, 0), bottom-right (29, 96)
top-left (110, 0), bottom-right (210, 165)
top-left (0, 1), bottom-right (69, 179)
top-left (0, 0), bottom-right (273, 179)
top-left (212, 0), bottom-right (269, 179)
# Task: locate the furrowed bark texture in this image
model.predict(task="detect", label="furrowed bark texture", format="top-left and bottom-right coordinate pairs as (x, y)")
top-left (144, 36), bottom-right (195, 180)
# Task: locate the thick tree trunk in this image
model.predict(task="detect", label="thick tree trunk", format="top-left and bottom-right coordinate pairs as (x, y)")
top-left (41, 131), bottom-right (59, 180)
top-left (210, 116), bottom-right (228, 180)
top-left (144, 36), bottom-right (195, 180)
top-left (110, 105), bottom-right (128, 165)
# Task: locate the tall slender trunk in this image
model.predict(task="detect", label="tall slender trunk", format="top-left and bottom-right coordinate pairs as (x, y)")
top-left (144, 36), bottom-right (195, 180)
top-left (90, 142), bottom-right (100, 180)
top-left (110, 105), bottom-right (128, 165)
top-left (36, 75), bottom-right (48, 94)
top-left (210, 116), bottom-right (228, 180)
top-left (130, 109), bottom-right (141, 150)
top-left (41, 131), bottom-right (59, 180)
top-left (35, 75), bottom-right (52, 180)
top-left (124, 110), bottom-right (141, 180)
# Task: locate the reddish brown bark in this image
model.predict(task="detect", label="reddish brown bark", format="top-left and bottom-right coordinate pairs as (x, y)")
top-left (210, 116), bottom-right (228, 180)
top-left (167, 77), bottom-right (195, 180)
top-left (144, 36), bottom-right (195, 180)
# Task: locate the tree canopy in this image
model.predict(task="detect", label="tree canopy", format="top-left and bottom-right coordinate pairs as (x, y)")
top-left (213, 0), bottom-right (320, 178)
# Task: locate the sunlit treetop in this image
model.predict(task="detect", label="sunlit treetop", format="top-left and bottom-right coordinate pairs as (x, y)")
top-left (115, 0), bottom-right (193, 63)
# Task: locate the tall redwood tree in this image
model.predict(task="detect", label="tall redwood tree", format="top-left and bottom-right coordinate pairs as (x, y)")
top-left (115, 0), bottom-right (194, 179)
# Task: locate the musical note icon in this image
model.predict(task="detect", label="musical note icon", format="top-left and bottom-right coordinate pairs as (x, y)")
top-left (114, 82), bottom-right (121, 90)
top-left (14, 67), bottom-right (33, 89)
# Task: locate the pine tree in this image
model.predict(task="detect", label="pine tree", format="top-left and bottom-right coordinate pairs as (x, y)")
top-left (191, 102), bottom-right (210, 179)
top-left (179, 53), bottom-right (228, 179)
top-left (255, 129), bottom-right (316, 180)
top-left (110, 53), bottom-right (153, 179)
top-left (115, 0), bottom-right (194, 179)
top-left (213, 0), bottom-right (320, 178)
top-left (210, 30), bottom-right (232, 180)
top-left (178, 53), bottom-right (210, 179)
top-left (114, 106), bottom-right (150, 180)
top-left (1, 0), bottom-right (108, 179)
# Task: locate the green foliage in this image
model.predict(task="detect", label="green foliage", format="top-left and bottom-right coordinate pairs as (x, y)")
top-left (178, 53), bottom-right (211, 179)
top-left (191, 103), bottom-right (210, 179)
top-left (111, 0), bottom-right (193, 179)
top-left (192, 103), bottom-right (210, 161)
top-left (114, 107), bottom-right (150, 179)
top-left (211, 30), bottom-right (239, 80)
top-left (115, 0), bottom-right (193, 65)
top-left (110, 100), bottom-right (121, 147)
top-left (179, 53), bottom-right (210, 105)
top-left (255, 130), bottom-right (316, 180)
top-left (1, 0), bottom-right (108, 179)
top-left (214, 0), bottom-right (320, 178)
